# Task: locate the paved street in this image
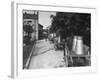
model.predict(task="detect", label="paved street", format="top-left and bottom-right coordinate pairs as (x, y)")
top-left (29, 39), bottom-right (66, 69)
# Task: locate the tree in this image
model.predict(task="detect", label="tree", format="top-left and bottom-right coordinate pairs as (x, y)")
top-left (50, 12), bottom-right (91, 46)
top-left (23, 25), bottom-right (33, 45)
top-left (23, 25), bottom-right (33, 36)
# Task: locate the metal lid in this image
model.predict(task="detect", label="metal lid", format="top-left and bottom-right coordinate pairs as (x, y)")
top-left (73, 36), bottom-right (78, 39)
top-left (77, 36), bottom-right (83, 40)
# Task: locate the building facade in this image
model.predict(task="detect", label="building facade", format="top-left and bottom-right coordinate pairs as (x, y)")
top-left (23, 11), bottom-right (38, 41)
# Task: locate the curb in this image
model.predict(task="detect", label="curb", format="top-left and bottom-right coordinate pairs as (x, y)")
top-left (24, 44), bottom-right (35, 69)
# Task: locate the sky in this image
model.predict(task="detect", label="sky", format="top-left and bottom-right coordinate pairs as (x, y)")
top-left (39, 11), bottom-right (56, 29)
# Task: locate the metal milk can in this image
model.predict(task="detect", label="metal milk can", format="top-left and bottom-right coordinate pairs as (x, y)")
top-left (72, 36), bottom-right (78, 52)
top-left (75, 36), bottom-right (84, 55)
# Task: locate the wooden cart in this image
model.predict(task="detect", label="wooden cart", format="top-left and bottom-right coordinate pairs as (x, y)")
top-left (64, 44), bottom-right (90, 67)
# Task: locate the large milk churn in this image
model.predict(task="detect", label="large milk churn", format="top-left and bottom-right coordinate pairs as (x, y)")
top-left (75, 36), bottom-right (84, 55)
top-left (58, 35), bottom-right (61, 43)
top-left (72, 36), bottom-right (78, 52)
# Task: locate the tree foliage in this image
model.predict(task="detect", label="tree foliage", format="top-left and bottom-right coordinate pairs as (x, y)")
top-left (50, 12), bottom-right (91, 46)
top-left (23, 25), bottom-right (33, 34)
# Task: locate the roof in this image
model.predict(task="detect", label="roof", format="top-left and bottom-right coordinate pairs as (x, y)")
top-left (38, 24), bottom-right (43, 30)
